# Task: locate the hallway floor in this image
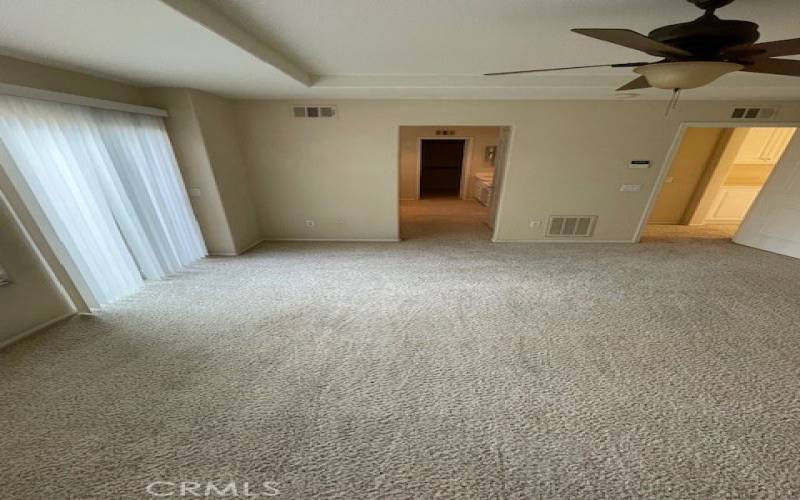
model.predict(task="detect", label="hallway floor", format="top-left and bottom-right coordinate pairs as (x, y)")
top-left (3, 209), bottom-right (800, 498)
top-left (400, 197), bottom-right (490, 240)
top-left (642, 224), bottom-right (739, 242)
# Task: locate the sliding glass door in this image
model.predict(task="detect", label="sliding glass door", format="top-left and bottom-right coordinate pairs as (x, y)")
top-left (0, 95), bottom-right (205, 308)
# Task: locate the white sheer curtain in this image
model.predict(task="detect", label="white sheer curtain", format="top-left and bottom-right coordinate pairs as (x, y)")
top-left (0, 95), bottom-right (206, 308)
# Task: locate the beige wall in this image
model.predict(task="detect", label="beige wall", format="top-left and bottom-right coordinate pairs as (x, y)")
top-left (142, 88), bottom-right (260, 255)
top-left (398, 126), bottom-right (501, 200)
top-left (189, 90), bottom-right (261, 252)
top-left (648, 128), bottom-right (725, 224)
top-left (233, 99), bottom-right (800, 242)
top-left (0, 55), bottom-right (146, 345)
top-left (0, 195), bottom-right (71, 344)
top-left (0, 54), bottom-right (144, 105)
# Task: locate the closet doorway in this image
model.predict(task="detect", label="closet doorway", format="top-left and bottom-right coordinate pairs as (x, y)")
top-left (418, 139), bottom-right (468, 199)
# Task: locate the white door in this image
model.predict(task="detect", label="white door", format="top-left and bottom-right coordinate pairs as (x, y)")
top-left (489, 127), bottom-right (510, 229)
top-left (734, 131), bottom-right (800, 258)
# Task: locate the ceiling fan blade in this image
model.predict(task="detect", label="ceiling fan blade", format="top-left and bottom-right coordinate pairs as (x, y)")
top-left (616, 76), bottom-right (651, 91)
top-left (743, 58), bottom-right (800, 77)
top-left (484, 62), bottom-right (647, 76)
top-left (750, 38), bottom-right (800, 58)
top-left (572, 29), bottom-right (692, 58)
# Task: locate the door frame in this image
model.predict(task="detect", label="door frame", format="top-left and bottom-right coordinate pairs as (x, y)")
top-left (634, 121), bottom-right (800, 243)
top-left (416, 137), bottom-right (472, 200)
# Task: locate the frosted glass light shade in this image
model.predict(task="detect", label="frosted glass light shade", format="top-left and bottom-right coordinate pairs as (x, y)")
top-left (634, 61), bottom-right (743, 90)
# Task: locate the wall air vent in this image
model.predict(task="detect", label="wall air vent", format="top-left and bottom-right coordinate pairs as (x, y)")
top-left (730, 107), bottom-right (777, 120)
top-left (293, 105), bottom-right (337, 119)
top-left (435, 129), bottom-right (455, 136)
top-left (547, 216), bottom-right (597, 237)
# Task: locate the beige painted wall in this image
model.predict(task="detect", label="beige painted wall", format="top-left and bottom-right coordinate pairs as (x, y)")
top-left (233, 99), bottom-right (800, 242)
top-left (189, 90), bottom-right (261, 252)
top-left (0, 54), bottom-right (144, 105)
top-left (648, 128), bottom-right (725, 224)
top-left (0, 195), bottom-right (71, 344)
top-left (0, 55), bottom-right (146, 345)
top-left (398, 126), bottom-right (500, 200)
top-left (142, 89), bottom-right (261, 255)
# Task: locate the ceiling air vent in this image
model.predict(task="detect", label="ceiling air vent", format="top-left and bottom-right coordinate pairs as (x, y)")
top-left (730, 107), bottom-right (777, 120)
top-left (293, 105), bottom-right (337, 119)
top-left (547, 216), bottom-right (597, 238)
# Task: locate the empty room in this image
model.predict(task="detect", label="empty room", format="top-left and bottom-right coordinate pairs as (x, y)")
top-left (2, 1), bottom-right (800, 498)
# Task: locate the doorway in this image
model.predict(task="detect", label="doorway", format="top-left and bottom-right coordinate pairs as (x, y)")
top-left (643, 126), bottom-right (797, 242)
top-left (397, 126), bottom-right (509, 241)
top-left (419, 139), bottom-right (466, 199)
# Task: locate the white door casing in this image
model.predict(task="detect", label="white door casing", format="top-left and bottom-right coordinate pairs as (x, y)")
top-left (489, 127), bottom-right (510, 229)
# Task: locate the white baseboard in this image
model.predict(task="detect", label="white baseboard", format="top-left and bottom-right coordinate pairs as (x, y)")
top-left (267, 238), bottom-right (401, 242)
top-left (209, 238), bottom-right (266, 257)
top-left (234, 238), bottom-right (266, 255)
top-left (0, 312), bottom-right (75, 350)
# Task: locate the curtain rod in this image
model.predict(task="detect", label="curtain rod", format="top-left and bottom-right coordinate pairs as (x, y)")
top-left (0, 83), bottom-right (168, 117)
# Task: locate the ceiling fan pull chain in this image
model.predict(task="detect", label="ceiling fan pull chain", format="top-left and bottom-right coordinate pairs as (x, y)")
top-left (665, 88), bottom-right (682, 116)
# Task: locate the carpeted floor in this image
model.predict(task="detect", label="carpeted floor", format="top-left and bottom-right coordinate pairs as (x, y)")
top-left (3, 200), bottom-right (800, 499)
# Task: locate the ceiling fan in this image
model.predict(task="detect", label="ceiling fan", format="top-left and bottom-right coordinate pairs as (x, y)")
top-left (485, 0), bottom-right (800, 93)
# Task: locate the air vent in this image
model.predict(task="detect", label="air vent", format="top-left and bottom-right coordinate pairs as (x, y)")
top-left (547, 216), bottom-right (596, 237)
top-left (293, 105), bottom-right (337, 119)
top-left (730, 107), bottom-right (777, 120)
top-left (435, 129), bottom-right (455, 136)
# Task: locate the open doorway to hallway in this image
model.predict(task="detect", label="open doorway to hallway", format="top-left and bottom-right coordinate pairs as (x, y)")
top-left (643, 126), bottom-right (797, 242)
top-left (398, 126), bottom-right (510, 240)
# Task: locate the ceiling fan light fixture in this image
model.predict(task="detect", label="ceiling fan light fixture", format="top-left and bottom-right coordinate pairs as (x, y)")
top-left (634, 61), bottom-right (743, 89)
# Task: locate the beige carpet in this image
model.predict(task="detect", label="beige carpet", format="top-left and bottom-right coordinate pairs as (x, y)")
top-left (2, 200), bottom-right (800, 499)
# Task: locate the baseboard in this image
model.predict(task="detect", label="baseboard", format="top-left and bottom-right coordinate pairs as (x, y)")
top-left (209, 238), bottom-right (266, 257)
top-left (491, 238), bottom-right (634, 244)
top-left (0, 312), bottom-right (75, 351)
top-left (267, 238), bottom-right (400, 242)
top-left (235, 238), bottom-right (266, 254)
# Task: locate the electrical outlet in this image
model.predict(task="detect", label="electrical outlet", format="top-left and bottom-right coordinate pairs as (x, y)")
top-left (304, 220), bottom-right (315, 227)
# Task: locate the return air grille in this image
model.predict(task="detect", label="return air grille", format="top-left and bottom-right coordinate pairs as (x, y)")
top-left (293, 105), bottom-right (337, 119)
top-left (547, 216), bottom-right (596, 237)
top-left (730, 107), bottom-right (777, 120)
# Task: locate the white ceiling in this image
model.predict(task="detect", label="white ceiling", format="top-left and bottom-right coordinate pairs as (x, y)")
top-left (0, 0), bottom-right (799, 100)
